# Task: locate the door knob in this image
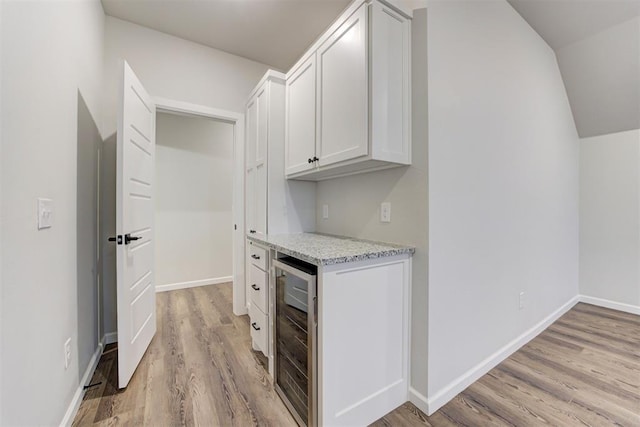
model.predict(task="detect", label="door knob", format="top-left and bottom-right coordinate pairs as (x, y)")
top-left (124, 233), bottom-right (141, 245)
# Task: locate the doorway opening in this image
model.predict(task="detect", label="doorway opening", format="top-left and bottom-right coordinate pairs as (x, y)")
top-left (154, 111), bottom-right (235, 293)
top-left (155, 98), bottom-right (247, 315)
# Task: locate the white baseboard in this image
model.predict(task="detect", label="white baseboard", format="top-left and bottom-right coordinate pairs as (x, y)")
top-left (104, 332), bottom-right (118, 345)
top-left (408, 387), bottom-right (429, 416)
top-left (59, 339), bottom-right (105, 427)
top-left (425, 295), bottom-right (580, 415)
top-left (579, 295), bottom-right (640, 316)
top-left (156, 276), bottom-right (233, 293)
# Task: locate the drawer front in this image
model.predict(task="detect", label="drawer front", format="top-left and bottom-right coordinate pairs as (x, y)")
top-left (249, 242), bottom-right (267, 270)
top-left (249, 264), bottom-right (268, 313)
top-left (249, 303), bottom-right (268, 355)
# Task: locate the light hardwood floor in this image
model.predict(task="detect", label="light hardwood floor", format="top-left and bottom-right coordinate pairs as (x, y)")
top-left (73, 285), bottom-right (640, 426)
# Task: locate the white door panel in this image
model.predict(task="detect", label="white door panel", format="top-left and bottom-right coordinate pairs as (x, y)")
top-left (317, 4), bottom-right (368, 167)
top-left (255, 162), bottom-right (267, 238)
top-left (256, 87), bottom-right (268, 167)
top-left (285, 56), bottom-right (317, 175)
top-left (246, 98), bottom-right (257, 170)
top-left (116, 61), bottom-right (156, 388)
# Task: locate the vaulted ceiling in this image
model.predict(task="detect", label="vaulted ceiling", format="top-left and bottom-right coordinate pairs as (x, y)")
top-left (508, 0), bottom-right (640, 138)
top-left (102, 0), bottom-right (640, 138)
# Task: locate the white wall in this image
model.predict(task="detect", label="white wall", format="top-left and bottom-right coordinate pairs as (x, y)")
top-left (580, 129), bottom-right (640, 311)
top-left (101, 17), bottom-right (270, 333)
top-left (0, 0), bottom-right (105, 424)
top-left (426, 0), bottom-right (579, 410)
top-left (315, 8), bottom-right (429, 396)
top-left (103, 16), bottom-right (270, 136)
top-left (155, 112), bottom-right (234, 288)
top-left (556, 17), bottom-right (640, 138)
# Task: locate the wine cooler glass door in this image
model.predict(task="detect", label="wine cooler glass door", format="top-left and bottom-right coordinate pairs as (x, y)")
top-left (273, 258), bottom-right (317, 427)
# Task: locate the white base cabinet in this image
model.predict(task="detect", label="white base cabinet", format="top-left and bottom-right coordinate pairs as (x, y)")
top-left (285, 0), bottom-right (412, 181)
top-left (318, 255), bottom-right (411, 426)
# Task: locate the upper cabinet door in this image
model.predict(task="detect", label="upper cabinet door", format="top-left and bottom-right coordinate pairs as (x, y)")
top-left (256, 86), bottom-right (268, 167)
top-left (316, 4), bottom-right (368, 167)
top-left (286, 55), bottom-right (317, 176)
top-left (370, 1), bottom-right (411, 164)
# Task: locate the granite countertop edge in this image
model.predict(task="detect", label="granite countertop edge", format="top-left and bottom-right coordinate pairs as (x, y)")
top-left (246, 233), bottom-right (415, 266)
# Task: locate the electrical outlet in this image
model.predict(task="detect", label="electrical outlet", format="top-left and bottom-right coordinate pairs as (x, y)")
top-left (519, 291), bottom-right (525, 310)
top-left (322, 204), bottom-right (329, 220)
top-left (380, 202), bottom-right (391, 223)
top-left (64, 338), bottom-right (71, 369)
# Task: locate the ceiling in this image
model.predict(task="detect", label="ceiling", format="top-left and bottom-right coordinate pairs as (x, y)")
top-left (101, 0), bottom-right (351, 71)
top-left (102, 0), bottom-right (639, 137)
top-left (507, 0), bottom-right (640, 50)
top-left (508, 0), bottom-right (640, 138)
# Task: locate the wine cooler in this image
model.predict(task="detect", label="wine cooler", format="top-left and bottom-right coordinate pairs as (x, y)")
top-left (272, 256), bottom-right (318, 427)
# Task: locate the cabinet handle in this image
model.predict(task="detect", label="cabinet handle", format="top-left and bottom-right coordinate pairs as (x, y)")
top-left (251, 322), bottom-right (261, 331)
top-left (251, 254), bottom-right (261, 260)
top-left (313, 156), bottom-right (319, 162)
top-left (308, 158), bottom-right (314, 164)
top-left (251, 284), bottom-right (260, 291)
top-left (249, 229), bottom-right (256, 234)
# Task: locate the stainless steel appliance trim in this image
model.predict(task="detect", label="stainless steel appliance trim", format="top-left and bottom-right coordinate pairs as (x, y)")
top-left (272, 258), bottom-right (318, 427)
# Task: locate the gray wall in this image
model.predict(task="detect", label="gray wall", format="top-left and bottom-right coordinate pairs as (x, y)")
top-left (76, 93), bottom-right (102, 384)
top-left (0, 1), bottom-right (105, 424)
top-left (155, 113), bottom-right (234, 287)
top-left (100, 135), bottom-right (117, 336)
top-left (425, 0), bottom-right (579, 403)
top-left (580, 129), bottom-right (640, 309)
top-left (315, 8), bottom-right (430, 396)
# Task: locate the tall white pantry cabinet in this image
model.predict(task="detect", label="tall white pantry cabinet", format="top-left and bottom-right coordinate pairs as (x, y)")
top-left (244, 71), bottom-right (315, 358)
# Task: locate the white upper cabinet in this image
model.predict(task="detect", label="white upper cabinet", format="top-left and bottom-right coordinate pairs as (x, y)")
top-left (370, 0), bottom-right (411, 163)
top-left (316, 4), bottom-right (368, 168)
top-left (285, 55), bottom-right (317, 175)
top-left (285, 0), bottom-right (412, 181)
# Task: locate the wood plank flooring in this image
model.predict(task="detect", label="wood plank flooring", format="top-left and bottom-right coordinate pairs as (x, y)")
top-left (73, 285), bottom-right (640, 426)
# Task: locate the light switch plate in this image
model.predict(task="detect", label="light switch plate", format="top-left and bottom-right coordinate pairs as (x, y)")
top-left (322, 204), bottom-right (329, 220)
top-left (38, 198), bottom-right (53, 229)
top-left (380, 202), bottom-right (391, 223)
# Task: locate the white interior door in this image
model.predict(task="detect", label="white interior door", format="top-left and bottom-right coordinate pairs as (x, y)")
top-left (116, 61), bottom-right (156, 388)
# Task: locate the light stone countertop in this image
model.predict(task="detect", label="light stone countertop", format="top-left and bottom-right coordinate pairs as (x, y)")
top-left (246, 233), bottom-right (415, 266)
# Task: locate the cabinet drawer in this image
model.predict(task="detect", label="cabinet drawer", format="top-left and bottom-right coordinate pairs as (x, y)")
top-left (249, 303), bottom-right (268, 355)
top-left (249, 264), bottom-right (268, 313)
top-left (249, 243), bottom-right (267, 270)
